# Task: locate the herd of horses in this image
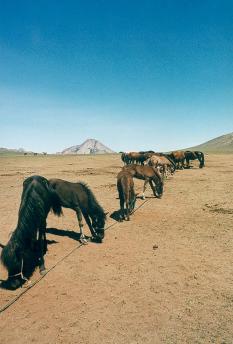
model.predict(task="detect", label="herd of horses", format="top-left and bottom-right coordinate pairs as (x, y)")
top-left (0, 149), bottom-right (204, 290)
top-left (121, 150), bottom-right (205, 169)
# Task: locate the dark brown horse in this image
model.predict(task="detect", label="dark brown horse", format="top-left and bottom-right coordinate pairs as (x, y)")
top-left (1, 176), bottom-right (62, 290)
top-left (122, 164), bottom-right (163, 200)
top-left (184, 151), bottom-right (205, 168)
top-left (49, 179), bottom-right (106, 244)
top-left (117, 170), bottom-right (137, 221)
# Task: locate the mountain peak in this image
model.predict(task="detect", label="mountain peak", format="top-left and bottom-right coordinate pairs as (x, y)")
top-left (61, 139), bottom-right (115, 154)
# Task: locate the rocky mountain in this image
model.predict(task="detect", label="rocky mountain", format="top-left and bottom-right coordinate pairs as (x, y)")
top-left (187, 132), bottom-right (233, 153)
top-left (61, 139), bottom-right (115, 154)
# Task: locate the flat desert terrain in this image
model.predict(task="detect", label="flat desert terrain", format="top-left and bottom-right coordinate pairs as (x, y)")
top-left (0, 154), bottom-right (233, 344)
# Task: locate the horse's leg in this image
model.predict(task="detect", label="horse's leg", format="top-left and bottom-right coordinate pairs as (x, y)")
top-left (142, 180), bottom-right (148, 200)
top-left (149, 179), bottom-right (157, 197)
top-left (82, 211), bottom-right (97, 239)
top-left (125, 200), bottom-right (130, 220)
top-left (38, 228), bottom-right (46, 275)
top-left (164, 165), bottom-right (168, 179)
top-left (75, 207), bottom-right (88, 244)
top-left (119, 197), bottom-right (125, 221)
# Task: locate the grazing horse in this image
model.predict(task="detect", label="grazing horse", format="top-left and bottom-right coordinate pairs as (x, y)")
top-left (185, 151), bottom-right (205, 168)
top-left (146, 155), bottom-right (175, 179)
top-left (122, 164), bottom-right (163, 200)
top-left (168, 151), bottom-right (185, 169)
top-left (117, 170), bottom-right (137, 221)
top-left (1, 175), bottom-right (62, 290)
top-left (49, 179), bottom-right (106, 244)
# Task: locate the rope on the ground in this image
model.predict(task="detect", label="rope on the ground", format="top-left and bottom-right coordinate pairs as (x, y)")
top-left (0, 198), bottom-right (149, 314)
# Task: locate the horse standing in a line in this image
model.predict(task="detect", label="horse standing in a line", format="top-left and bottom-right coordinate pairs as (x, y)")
top-left (146, 155), bottom-right (175, 179)
top-left (49, 179), bottom-right (107, 244)
top-left (122, 164), bottom-right (163, 200)
top-left (185, 151), bottom-right (205, 168)
top-left (1, 175), bottom-right (62, 290)
top-left (168, 151), bottom-right (186, 169)
top-left (117, 170), bottom-right (137, 221)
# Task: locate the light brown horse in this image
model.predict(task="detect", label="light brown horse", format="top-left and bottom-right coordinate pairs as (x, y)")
top-left (117, 170), bottom-right (137, 221)
top-left (146, 155), bottom-right (175, 179)
top-left (122, 164), bottom-right (163, 199)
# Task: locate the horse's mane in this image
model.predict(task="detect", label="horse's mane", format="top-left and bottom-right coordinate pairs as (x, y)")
top-left (1, 176), bottom-right (53, 274)
top-left (14, 176), bottom-right (50, 246)
top-left (77, 181), bottom-right (105, 217)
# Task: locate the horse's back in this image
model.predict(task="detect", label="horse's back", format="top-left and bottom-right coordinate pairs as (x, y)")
top-left (49, 178), bottom-right (88, 208)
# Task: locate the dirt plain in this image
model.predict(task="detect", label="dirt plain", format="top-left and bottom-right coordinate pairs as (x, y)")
top-left (0, 153), bottom-right (233, 344)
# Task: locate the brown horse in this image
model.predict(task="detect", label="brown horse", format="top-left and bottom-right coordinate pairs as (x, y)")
top-left (146, 155), bottom-right (175, 179)
top-left (123, 152), bottom-right (154, 165)
top-left (117, 170), bottom-right (137, 221)
top-left (168, 151), bottom-right (185, 169)
top-left (122, 164), bottom-right (163, 200)
top-left (49, 179), bottom-right (106, 243)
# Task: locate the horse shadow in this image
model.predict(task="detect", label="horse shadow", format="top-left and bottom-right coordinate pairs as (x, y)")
top-left (47, 227), bottom-right (103, 244)
top-left (47, 227), bottom-right (82, 240)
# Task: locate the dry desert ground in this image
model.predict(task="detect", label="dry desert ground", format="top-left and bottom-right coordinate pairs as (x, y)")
top-left (0, 153), bottom-right (233, 344)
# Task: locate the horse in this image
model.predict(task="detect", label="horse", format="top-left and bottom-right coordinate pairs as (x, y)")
top-left (146, 155), bottom-right (175, 179)
top-left (168, 151), bottom-right (185, 169)
top-left (184, 151), bottom-right (205, 168)
top-left (1, 175), bottom-right (62, 290)
top-left (117, 170), bottom-right (137, 221)
top-left (122, 164), bottom-right (163, 200)
top-left (125, 152), bottom-right (154, 165)
top-left (49, 179), bottom-right (107, 244)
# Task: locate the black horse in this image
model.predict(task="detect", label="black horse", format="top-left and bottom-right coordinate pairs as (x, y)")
top-left (1, 175), bottom-right (62, 290)
top-left (49, 179), bottom-right (106, 244)
top-left (184, 151), bottom-right (205, 168)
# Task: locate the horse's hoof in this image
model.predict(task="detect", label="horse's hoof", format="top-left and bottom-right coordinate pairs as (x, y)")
top-left (92, 236), bottom-right (103, 244)
top-left (40, 269), bottom-right (47, 276)
top-left (80, 238), bottom-right (88, 245)
top-left (23, 279), bottom-right (32, 288)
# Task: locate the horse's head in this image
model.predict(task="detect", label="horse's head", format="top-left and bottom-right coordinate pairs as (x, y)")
top-left (92, 212), bottom-right (107, 243)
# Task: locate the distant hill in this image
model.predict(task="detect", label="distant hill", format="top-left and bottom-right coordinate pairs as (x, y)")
top-left (61, 139), bottom-right (115, 154)
top-left (187, 132), bottom-right (233, 153)
top-left (0, 147), bottom-right (26, 154)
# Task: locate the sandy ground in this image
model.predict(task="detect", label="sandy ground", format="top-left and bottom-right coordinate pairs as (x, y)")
top-left (0, 154), bottom-right (233, 344)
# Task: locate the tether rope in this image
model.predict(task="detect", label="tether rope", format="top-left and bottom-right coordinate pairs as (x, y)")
top-left (0, 199), bottom-right (149, 314)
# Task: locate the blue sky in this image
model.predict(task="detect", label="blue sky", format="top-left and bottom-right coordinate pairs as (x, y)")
top-left (0, 1), bottom-right (232, 153)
